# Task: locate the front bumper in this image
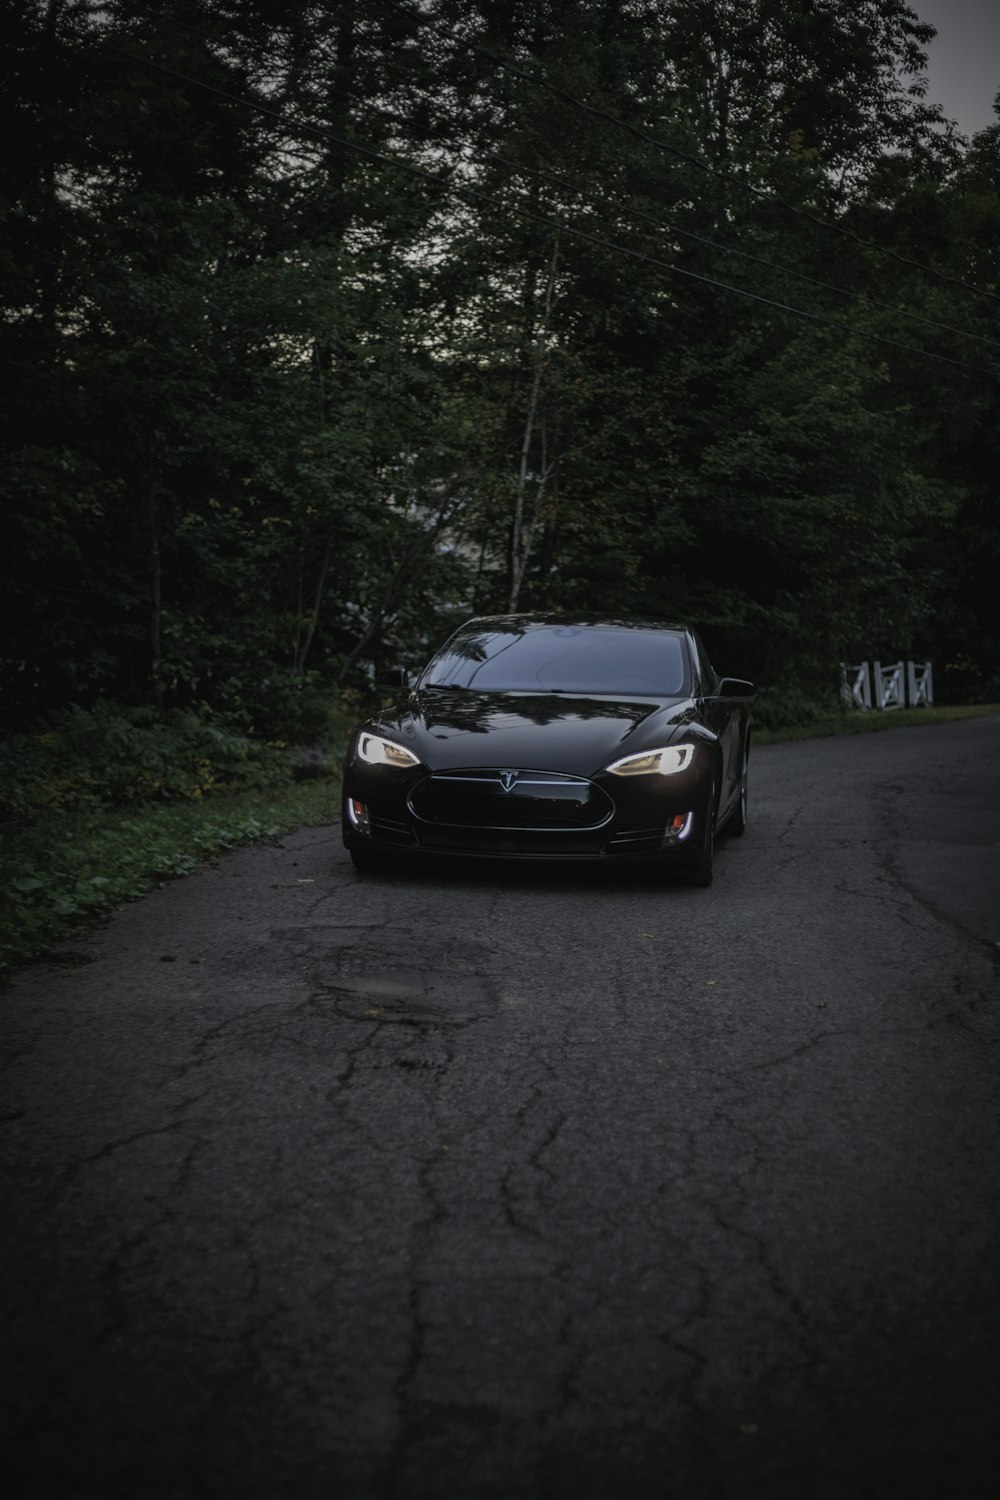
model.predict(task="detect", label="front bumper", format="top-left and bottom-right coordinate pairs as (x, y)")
top-left (342, 757), bottom-right (712, 865)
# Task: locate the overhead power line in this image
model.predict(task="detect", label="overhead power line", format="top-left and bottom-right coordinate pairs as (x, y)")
top-left (388, 0), bottom-right (999, 307)
top-left (317, 80), bottom-right (1000, 355)
top-left (98, 42), bottom-right (991, 374)
top-left (90, 0), bottom-right (999, 347)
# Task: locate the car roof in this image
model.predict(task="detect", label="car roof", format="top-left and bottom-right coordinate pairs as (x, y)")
top-left (454, 614), bottom-right (691, 634)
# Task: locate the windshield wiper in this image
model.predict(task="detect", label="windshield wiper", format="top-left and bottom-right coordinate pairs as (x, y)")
top-left (423, 681), bottom-right (574, 692)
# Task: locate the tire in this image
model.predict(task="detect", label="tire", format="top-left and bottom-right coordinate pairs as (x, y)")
top-left (686, 774), bottom-right (716, 887)
top-left (728, 746), bottom-right (749, 837)
top-left (350, 846), bottom-right (391, 875)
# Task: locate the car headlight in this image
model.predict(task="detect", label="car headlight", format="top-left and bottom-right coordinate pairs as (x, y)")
top-left (605, 744), bottom-right (695, 776)
top-left (356, 732), bottom-right (421, 769)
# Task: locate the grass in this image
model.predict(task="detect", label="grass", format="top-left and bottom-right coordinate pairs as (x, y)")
top-left (753, 702), bottom-right (1000, 744)
top-left (0, 699), bottom-right (356, 978)
top-left (1, 772), bottom-right (339, 979)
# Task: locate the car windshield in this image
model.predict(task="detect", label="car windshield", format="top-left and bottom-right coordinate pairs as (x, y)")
top-left (421, 625), bottom-right (689, 696)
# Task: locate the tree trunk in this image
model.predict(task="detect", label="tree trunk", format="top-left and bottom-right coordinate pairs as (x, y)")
top-left (509, 236), bottom-right (559, 611)
top-left (294, 536), bottom-right (335, 678)
top-left (144, 466), bottom-right (165, 718)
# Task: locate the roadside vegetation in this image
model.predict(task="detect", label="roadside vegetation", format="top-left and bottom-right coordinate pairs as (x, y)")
top-left (0, 705), bottom-right (346, 978)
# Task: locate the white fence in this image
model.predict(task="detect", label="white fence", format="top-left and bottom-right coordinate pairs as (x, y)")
top-left (840, 660), bottom-right (933, 711)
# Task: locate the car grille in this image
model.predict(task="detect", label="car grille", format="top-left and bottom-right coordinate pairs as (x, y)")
top-left (408, 768), bottom-right (614, 832)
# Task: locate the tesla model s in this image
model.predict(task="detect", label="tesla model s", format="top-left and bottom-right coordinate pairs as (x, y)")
top-left (342, 615), bottom-right (754, 885)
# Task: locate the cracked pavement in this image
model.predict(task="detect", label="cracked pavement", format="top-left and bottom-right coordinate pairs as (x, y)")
top-left (2, 717), bottom-right (999, 1499)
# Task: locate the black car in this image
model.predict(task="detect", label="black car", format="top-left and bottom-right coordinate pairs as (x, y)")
top-left (342, 616), bottom-right (754, 885)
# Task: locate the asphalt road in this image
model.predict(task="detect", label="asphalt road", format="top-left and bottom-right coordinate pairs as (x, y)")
top-left (3, 717), bottom-right (999, 1500)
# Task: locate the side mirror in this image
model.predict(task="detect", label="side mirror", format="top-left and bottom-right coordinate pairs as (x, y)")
top-left (718, 677), bottom-right (755, 699)
top-left (378, 666), bottom-right (409, 690)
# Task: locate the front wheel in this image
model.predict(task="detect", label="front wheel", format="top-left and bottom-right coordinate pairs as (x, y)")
top-left (686, 776), bottom-right (716, 887)
top-left (728, 748), bottom-right (749, 837)
top-left (350, 846), bottom-right (392, 875)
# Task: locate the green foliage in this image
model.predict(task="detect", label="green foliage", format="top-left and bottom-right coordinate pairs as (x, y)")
top-left (0, 704), bottom-right (289, 823)
top-left (749, 682), bottom-right (844, 732)
top-left (0, 695), bottom-right (345, 977)
top-left (0, 776), bottom-right (337, 977)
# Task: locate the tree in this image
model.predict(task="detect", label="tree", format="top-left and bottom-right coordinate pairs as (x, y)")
top-left (2, 0), bottom-right (996, 735)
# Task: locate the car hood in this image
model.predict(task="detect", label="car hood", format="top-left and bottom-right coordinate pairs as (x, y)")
top-left (375, 689), bottom-right (699, 776)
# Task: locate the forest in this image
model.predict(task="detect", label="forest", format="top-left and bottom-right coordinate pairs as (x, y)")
top-left (2, 0), bottom-right (999, 745)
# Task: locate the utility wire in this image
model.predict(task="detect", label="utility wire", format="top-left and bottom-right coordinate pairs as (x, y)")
top-left (90, 0), bottom-right (999, 345)
top-left (317, 80), bottom-right (1000, 354)
top-left (388, 0), bottom-right (999, 306)
top-left (98, 42), bottom-right (990, 373)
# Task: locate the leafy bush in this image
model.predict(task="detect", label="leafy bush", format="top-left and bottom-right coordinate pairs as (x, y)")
top-left (0, 701), bottom-right (346, 973)
top-left (0, 703), bottom-right (290, 823)
top-left (237, 670), bottom-right (337, 743)
top-left (750, 681), bottom-right (844, 731)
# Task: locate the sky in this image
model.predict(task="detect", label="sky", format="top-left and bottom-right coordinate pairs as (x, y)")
top-left (913, 0), bottom-right (1000, 136)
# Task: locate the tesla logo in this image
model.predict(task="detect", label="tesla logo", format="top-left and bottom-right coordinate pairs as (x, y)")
top-left (499, 770), bottom-right (518, 792)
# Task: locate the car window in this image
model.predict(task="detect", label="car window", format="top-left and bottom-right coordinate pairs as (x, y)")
top-left (422, 625), bottom-right (690, 696)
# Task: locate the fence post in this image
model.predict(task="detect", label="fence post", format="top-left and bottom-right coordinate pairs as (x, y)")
top-left (907, 660), bottom-right (933, 707)
top-left (887, 660), bottom-right (904, 710)
top-left (873, 660), bottom-right (906, 710)
top-left (841, 661), bottom-right (871, 710)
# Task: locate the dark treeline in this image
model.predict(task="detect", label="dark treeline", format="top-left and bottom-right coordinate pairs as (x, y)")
top-left (3, 0), bottom-right (998, 737)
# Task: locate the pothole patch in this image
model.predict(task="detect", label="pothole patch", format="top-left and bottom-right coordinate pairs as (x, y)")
top-left (314, 967), bottom-right (495, 1028)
